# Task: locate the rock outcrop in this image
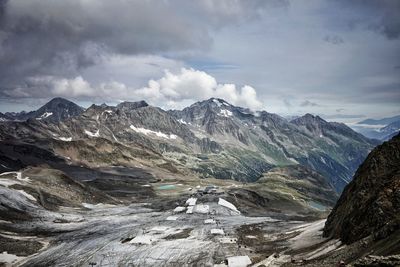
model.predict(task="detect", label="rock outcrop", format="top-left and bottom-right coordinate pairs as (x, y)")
top-left (323, 133), bottom-right (400, 244)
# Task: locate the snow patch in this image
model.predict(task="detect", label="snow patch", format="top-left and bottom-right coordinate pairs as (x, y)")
top-left (59, 137), bottom-right (72, 142)
top-left (82, 203), bottom-right (115, 209)
top-left (150, 226), bottom-right (168, 232)
top-left (177, 119), bottom-right (189, 125)
top-left (166, 216), bottom-right (178, 221)
top-left (0, 179), bottom-right (20, 187)
top-left (173, 206), bottom-right (186, 213)
top-left (16, 190), bottom-right (36, 201)
top-left (218, 198), bottom-right (240, 213)
top-left (186, 206), bottom-right (194, 214)
top-left (0, 172), bottom-right (30, 183)
top-left (194, 204), bottom-right (209, 214)
top-left (211, 229), bottom-right (225, 235)
top-left (37, 112), bottom-right (53, 120)
top-left (130, 125), bottom-right (177, 140)
top-left (0, 251), bottom-right (24, 265)
top-left (186, 197), bottom-right (197, 206)
top-left (219, 109), bottom-right (233, 117)
top-left (84, 129), bottom-right (100, 137)
top-left (213, 99), bottom-right (223, 107)
top-left (129, 235), bottom-right (154, 245)
top-left (219, 237), bottom-right (237, 244)
top-left (227, 256), bottom-right (252, 267)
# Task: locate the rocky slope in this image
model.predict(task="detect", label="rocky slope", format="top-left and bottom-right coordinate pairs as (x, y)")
top-left (233, 165), bottom-right (340, 218)
top-left (323, 133), bottom-right (400, 245)
top-left (254, 165), bottom-right (338, 206)
top-left (170, 98), bottom-right (376, 191)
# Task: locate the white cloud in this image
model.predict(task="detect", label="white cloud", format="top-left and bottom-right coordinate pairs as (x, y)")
top-left (135, 68), bottom-right (263, 110)
top-left (7, 68), bottom-right (263, 110)
top-left (52, 76), bottom-right (94, 97)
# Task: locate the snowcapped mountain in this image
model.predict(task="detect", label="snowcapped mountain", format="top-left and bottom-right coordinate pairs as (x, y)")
top-left (0, 97), bottom-right (377, 192)
top-left (4, 97), bottom-right (84, 123)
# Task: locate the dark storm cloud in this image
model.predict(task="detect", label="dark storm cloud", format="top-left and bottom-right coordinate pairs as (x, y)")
top-left (335, 0), bottom-right (400, 40)
top-left (0, 0), bottom-right (208, 89)
top-left (0, 0), bottom-right (6, 24)
top-left (0, 0), bottom-right (285, 97)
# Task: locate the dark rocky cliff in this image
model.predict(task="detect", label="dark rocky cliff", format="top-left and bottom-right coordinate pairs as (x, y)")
top-left (323, 133), bottom-right (400, 244)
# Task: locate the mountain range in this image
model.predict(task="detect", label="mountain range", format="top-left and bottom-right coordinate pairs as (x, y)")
top-left (351, 115), bottom-right (400, 141)
top-left (358, 115), bottom-right (400, 126)
top-left (0, 97), bottom-right (378, 192)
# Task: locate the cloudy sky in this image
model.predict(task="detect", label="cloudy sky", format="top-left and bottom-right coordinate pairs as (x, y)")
top-left (0, 0), bottom-right (399, 122)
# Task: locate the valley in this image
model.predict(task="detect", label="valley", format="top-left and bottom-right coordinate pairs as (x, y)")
top-left (0, 166), bottom-right (338, 267)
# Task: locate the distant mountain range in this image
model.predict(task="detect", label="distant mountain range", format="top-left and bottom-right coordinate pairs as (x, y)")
top-left (358, 115), bottom-right (400, 125)
top-left (0, 97), bottom-right (378, 192)
top-left (350, 115), bottom-right (400, 141)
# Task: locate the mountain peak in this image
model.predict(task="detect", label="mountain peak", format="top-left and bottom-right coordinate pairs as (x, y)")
top-left (34, 97), bottom-right (84, 122)
top-left (46, 97), bottom-right (71, 104)
top-left (189, 98), bottom-right (233, 109)
top-left (304, 113), bottom-right (324, 121)
top-left (291, 113), bottom-right (327, 125)
top-left (2, 97), bottom-right (84, 122)
top-left (117, 100), bottom-right (149, 110)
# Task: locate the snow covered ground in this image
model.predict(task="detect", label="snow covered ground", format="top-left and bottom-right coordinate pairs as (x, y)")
top-left (0, 178), bottom-right (340, 267)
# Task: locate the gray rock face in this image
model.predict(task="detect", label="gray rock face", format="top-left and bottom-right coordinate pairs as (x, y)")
top-left (116, 100), bottom-right (149, 110)
top-left (353, 255), bottom-right (400, 267)
top-left (323, 133), bottom-right (400, 244)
